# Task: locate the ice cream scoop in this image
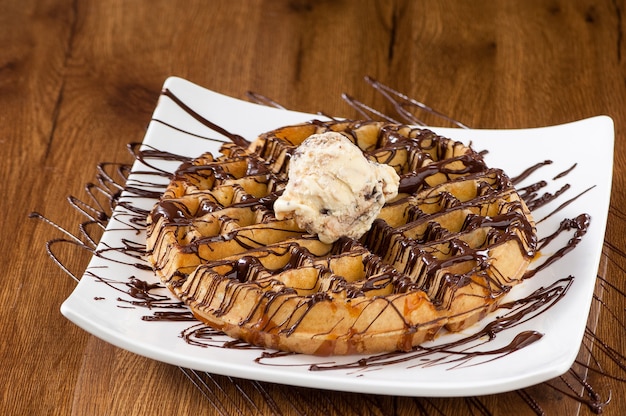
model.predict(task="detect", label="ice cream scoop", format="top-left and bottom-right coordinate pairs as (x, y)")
top-left (274, 131), bottom-right (400, 244)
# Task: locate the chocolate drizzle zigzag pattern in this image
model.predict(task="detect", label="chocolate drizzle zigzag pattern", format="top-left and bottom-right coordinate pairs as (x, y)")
top-left (145, 119), bottom-right (537, 356)
top-left (32, 78), bottom-right (621, 414)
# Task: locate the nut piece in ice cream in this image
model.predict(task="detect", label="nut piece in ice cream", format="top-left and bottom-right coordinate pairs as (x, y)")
top-left (273, 131), bottom-right (400, 244)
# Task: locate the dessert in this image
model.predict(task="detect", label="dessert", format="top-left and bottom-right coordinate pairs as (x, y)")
top-left (146, 120), bottom-right (537, 355)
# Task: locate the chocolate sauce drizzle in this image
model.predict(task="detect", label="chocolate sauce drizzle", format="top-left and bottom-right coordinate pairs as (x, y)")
top-left (161, 88), bottom-right (250, 147)
top-left (252, 277), bottom-right (571, 373)
top-left (32, 78), bottom-right (618, 414)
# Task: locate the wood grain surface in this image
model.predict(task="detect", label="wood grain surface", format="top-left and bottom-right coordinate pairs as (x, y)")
top-left (3, 0), bottom-right (625, 414)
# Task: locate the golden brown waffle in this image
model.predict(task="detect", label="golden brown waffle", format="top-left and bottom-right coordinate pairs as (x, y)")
top-left (146, 120), bottom-right (536, 355)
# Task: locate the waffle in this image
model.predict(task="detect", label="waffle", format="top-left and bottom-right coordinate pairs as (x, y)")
top-left (146, 120), bottom-right (536, 355)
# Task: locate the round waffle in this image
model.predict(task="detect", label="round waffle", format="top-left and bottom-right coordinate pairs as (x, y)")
top-left (146, 120), bottom-right (536, 355)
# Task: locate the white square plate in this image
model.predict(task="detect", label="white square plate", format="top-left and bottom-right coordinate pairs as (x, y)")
top-left (61, 77), bottom-right (614, 397)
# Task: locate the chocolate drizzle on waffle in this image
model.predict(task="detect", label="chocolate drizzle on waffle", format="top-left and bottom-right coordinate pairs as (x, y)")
top-left (146, 120), bottom-right (537, 355)
top-left (33, 81), bottom-right (617, 413)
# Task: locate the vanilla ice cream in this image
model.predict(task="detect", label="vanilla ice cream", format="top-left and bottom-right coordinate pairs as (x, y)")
top-left (274, 131), bottom-right (400, 244)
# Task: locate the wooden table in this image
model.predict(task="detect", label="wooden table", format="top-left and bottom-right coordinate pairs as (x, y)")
top-left (4, 0), bottom-right (625, 414)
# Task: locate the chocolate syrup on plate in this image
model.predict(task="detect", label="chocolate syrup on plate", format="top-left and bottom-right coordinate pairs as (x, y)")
top-left (32, 79), bottom-right (616, 414)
